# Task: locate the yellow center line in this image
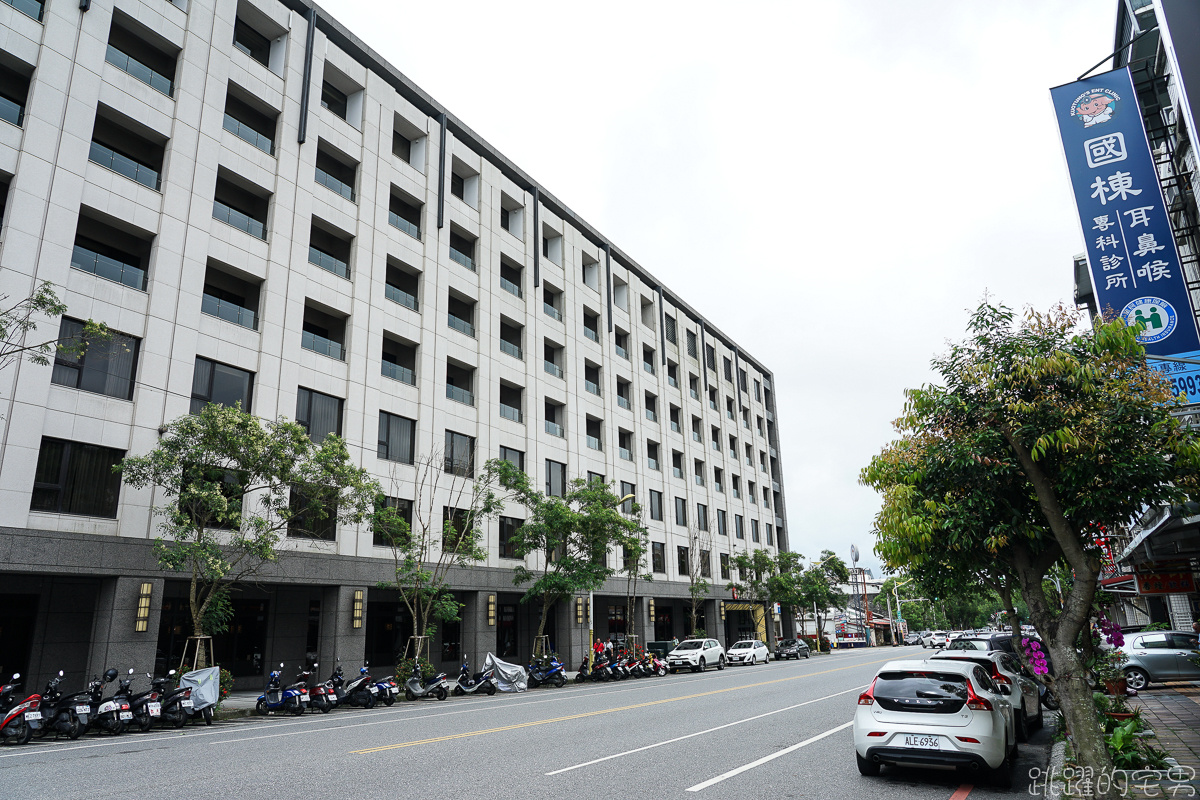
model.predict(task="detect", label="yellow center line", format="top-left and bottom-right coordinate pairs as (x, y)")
top-left (351, 654), bottom-right (900, 755)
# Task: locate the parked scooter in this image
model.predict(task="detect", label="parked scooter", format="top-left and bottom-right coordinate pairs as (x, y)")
top-left (85, 669), bottom-right (130, 735)
top-left (0, 674), bottom-right (42, 745)
top-left (35, 671), bottom-right (88, 740)
top-left (295, 664), bottom-right (332, 714)
top-left (156, 671), bottom-right (192, 728)
top-left (527, 654), bottom-right (566, 688)
top-left (255, 663), bottom-right (308, 716)
top-left (373, 674), bottom-right (400, 706)
top-left (127, 673), bottom-right (170, 732)
top-left (404, 662), bottom-right (449, 701)
top-left (452, 661), bottom-right (497, 696)
top-left (338, 662), bottom-right (378, 709)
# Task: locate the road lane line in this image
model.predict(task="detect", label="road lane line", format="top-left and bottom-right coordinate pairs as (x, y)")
top-left (353, 656), bottom-right (898, 755)
top-left (685, 721), bottom-right (854, 792)
top-left (544, 684), bottom-right (867, 775)
top-left (949, 785), bottom-right (973, 800)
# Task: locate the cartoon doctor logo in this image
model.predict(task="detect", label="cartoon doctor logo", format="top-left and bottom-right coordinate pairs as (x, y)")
top-left (1121, 297), bottom-right (1177, 344)
top-left (1069, 88), bottom-right (1120, 127)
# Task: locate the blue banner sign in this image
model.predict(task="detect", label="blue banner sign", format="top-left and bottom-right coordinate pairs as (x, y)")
top-left (1051, 67), bottom-right (1200, 402)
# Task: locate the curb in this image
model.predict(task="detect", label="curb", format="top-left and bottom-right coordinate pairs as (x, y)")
top-left (1045, 740), bottom-right (1068, 800)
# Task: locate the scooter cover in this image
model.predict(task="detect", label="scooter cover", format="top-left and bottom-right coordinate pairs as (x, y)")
top-left (482, 654), bottom-right (527, 693)
top-left (179, 667), bottom-right (221, 710)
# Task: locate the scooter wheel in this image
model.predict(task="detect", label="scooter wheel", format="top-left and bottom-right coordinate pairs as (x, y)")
top-left (383, 695), bottom-right (395, 706)
top-left (255, 699), bottom-right (268, 716)
top-left (435, 687), bottom-right (447, 701)
top-left (136, 714), bottom-right (154, 733)
top-left (319, 701), bottom-right (331, 714)
top-left (203, 707), bottom-right (213, 726)
top-left (405, 689), bottom-right (416, 702)
top-left (67, 716), bottom-right (83, 740)
top-left (553, 674), bottom-right (566, 688)
top-left (452, 685), bottom-right (464, 696)
top-left (574, 674), bottom-right (585, 683)
top-left (528, 676), bottom-right (539, 689)
top-left (487, 684), bottom-right (496, 696)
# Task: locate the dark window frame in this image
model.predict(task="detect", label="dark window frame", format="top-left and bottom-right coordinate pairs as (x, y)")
top-left (30, 437), bottom-right (125, 518)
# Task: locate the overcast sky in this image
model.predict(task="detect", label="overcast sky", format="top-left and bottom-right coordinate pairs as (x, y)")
top-left (319, 0), bottom-right (1117, 574)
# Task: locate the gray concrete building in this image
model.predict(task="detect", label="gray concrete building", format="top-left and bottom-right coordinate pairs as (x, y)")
top-left (0, 0), bottom-right (791, 688)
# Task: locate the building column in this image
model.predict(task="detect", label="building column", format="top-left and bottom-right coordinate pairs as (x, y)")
top-left (461, 590), bottom-right (494, 668)
top-left (782, 606), bottom-right (796, 639)
top-left (554, 598), bottom-right (580, 665)
top-left (704, 599), bottom-right (720, 644)
top-left (636, 596), bottom-right (653, 648)
top-left (86, 577), bottom-right (164, 677)
top-left (317, 585), bottom-right (367, 673)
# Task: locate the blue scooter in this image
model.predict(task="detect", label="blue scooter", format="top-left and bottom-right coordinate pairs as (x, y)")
top-left (255, 663), bottom-right (308, 716)
top-left (527, 654), bottom-right (566, 688)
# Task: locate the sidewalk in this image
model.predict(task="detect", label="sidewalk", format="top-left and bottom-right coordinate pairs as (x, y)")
top-left (1126, 681), bottom-right (1200, 798)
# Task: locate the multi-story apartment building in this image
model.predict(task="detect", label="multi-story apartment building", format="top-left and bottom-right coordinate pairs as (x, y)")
top-left (0, 0), bottom-right (790, 684)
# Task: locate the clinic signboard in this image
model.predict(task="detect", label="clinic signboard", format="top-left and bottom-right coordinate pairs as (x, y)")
top-left (1051, 67), bottom-right (1200, 402)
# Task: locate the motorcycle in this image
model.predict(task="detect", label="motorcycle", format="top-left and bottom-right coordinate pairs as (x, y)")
top-left (0, 673), bottom-right (42, 745)
top-left (527, 654), bottom-right (566, 688)
top-left (255, 663), bottom-right (308, 716)
top-left (128, 673), bottom-right (170, 732)
top-left (452, 661), bottom-right (497, 696)
top-left (337, 662), bottom-right (378, 709)
top-left (85, 668), bottom-right (130, 735)
top-left (295, 665), bottom-right (332, 714)
top-left (157, 671), bottom-right (193, 728)
top-left (404, 662), bottom-right (449, 701)
top-left (648, 654), bottom-right (669, 677)
top-left (373, 674), bottom-right (400, 706)
top-left (35, 671), bottom-right (88, 740)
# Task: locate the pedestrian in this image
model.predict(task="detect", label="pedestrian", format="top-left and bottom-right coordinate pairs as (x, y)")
top-left (605, 638), bottom-right (613, 658)
top-left (593, 638), bottom-right (603, 656)
top-left (1193, 619), bottom-right (1199, 635)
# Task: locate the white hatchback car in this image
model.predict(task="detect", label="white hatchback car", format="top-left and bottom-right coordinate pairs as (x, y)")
top-left (667, 639), bottom-right (726, 673)
top-left (726, 639), bottom-right (770, 666)
top-left (931, 650), bottom-right (1043, 741)
top-left (854, 658), bottom-right (1017, 787)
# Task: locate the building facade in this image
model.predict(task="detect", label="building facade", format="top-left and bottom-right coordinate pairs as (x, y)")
top-left (0, 0), bottom-right (791, 685)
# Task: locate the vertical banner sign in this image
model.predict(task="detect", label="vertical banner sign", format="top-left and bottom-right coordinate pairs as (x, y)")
top-left (1051, 67), bottom-right (1200, 401)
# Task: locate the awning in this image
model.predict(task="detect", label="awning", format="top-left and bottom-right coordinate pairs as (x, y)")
top-left (1118, 503), bottom-right (1200, 567)
top-left (1099, 574), bottom-right (1139, 594)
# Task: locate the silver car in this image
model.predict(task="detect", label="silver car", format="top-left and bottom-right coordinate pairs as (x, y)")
top-left (1120, 630), bottom-right (1200, 690)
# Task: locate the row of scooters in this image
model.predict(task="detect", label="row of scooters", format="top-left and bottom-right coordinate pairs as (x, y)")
top-left (0, 667), bottom-right (210, 745)
top-left (573, 650), bottom-right (669, 682)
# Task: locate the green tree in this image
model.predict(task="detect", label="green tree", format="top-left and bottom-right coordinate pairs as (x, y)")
top-left (861, 302), bottom-right (1200, 788)
top-left (768, 550), bottom-right (807, 634)
top-left (374, 450), bottom-right (506, 662)
top-left (618, 502), bottom-right (652, 647)
top-left (118, 403), bottom-right (380, 667)
top-left (795, 551), bottom-right (849, 645)
top-left (0, 281), bottom-right (109, 399)
top-left (499, 468), bottom-right (646, 655)
top-left (726, 549), bottom-right (777, 644)
top-left (683, 526), bottom-right (714, 637)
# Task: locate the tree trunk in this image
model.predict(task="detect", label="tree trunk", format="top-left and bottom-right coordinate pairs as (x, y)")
top-left (1047, 639), bottom-right (1116, 799)
top-left (189, 575), bottom-right (209, 668)
top-left (534, 596), bottom-right (551, 656)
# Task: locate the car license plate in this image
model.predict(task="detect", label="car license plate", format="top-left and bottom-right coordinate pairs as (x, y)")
top-left (903, 734), bottom-right (941, 749)
top-left (119, 711), bottom-right (133, 721)
top-left (148, 703), bottom-right (161, 717)
top-left (24, 711), bottom-right (42, 721)
top-left (75, 705), bottom-right (90, 714)
top-left (180, 699), bottom-right (193, 708)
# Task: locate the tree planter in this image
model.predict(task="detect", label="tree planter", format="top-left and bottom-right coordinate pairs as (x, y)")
top-left (1104, 678), bottom-right (1128, 696)
top-left (1105, 711), bottom-right (1135, 722)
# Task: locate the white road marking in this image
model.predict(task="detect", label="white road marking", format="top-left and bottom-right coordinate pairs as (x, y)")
top-left (685, 721), bottom-right (854, 792)
top-left (544, 684), bottom-right (867, 775)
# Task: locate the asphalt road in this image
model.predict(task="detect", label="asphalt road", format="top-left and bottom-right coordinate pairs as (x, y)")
top-left (0, 646), bottom-right (1053, 800)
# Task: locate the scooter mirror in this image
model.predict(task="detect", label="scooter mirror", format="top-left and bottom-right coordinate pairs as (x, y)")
top-left (279, 662), bottom-right (284, 668)
top-left (58, 670), bottom-right (64, 677)
top-left (313, 663), bottom-right (318, 668)
top-left (128, 668), bottom-right (134, 675)
top-left (168, 670), bottom-right (176, 676)
top-left (12, 673), bottom-right (19, 680)
top-left (146, 673), bottom-right (152, 678)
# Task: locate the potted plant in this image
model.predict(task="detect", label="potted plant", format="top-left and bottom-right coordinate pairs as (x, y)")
top-left (1091, 648), bottom-right (1129, 695)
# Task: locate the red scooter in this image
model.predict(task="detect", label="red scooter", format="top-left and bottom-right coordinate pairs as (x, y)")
top-left (0, 673), bottom-right (42, 745)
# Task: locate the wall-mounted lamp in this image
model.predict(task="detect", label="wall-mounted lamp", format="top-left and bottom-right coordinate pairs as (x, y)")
top-left (719, 600), bottom-right (726, 622)
top-left (575, 597), bottom-right (584, 624)
top-left (134, 582), bottom-right (152, 632)
top-left (648, 598), bottom-right (656, 622)
top-left (487, 594), bottom-right (496, 627)
top-left (351, 589), bottom-right (364, 629)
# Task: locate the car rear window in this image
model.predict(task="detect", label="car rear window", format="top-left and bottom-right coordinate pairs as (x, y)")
top-left (873, 671), bottom-right (968, 714)
top-left (947, 639), bottom-right (986, 651)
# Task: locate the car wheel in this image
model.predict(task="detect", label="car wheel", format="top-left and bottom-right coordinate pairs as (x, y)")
top-left (1014, 709), bottom-right (1028, 743)
top-left (805, 651), bottom-right (811, 659)
top-left (717, 656), bottom-right (725, 671)
top-left (1033, 698), bottom-right (1044, 730)
top-left (1124, 667), bottom-right (1150, 691)
top-left (992, 742), bottom-right (1016, 789)
top-left (856, 752), bottom-right (880, 777)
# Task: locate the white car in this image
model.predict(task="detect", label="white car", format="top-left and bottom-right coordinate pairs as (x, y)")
top-left (854, 658), bottom-right (1017, 787)
top-left (726, 639), bottom-right (770, 666)
top-left (921, 631), bottom-right (948, 648)
top-left (667, 639), bottom-right (726, 673)
top-left (931, 650), bottom-right (1043, 741)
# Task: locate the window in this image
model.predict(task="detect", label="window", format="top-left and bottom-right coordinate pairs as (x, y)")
top-left (388, 190), bottom-right (422, 240)
top-left (586, 418), bottom-right (603, 451)
top-left (0, 60), bottom-right (32, 127)
top-left (89, 110), bottom-right (164, 191)
top-left (619, 481), bottom-right (636, 514)
top-left (320, 80), bottom-right (348, 120)
top-left (499, 516), bottom-right (522, 559)
top-left (766, 524), bottom-right (774, 546)
top-left (694, 458), bottom-right (705, 486)
top-left (720, 553), bottom-right (730, 580)
top-left (723, 357), bottom-right (733, 382)
top-left (674, 497), bottom-right (687, 526)
top-left (542, 230), bottom-right (562, 265)
top-left (751, 519), bottom-right (760, 542)
top-left (677, 546), bottom-right (689, 576)
top-left (288, 485), bottom-right (336, 540)
top-left (72, 212), bottom-right (151, 291)
top-left (500, 259), bottom-right (523, 299)
top-left (51, 318), bottom-right (139, 401)
top-left (233, 18), bottom-right (272, 67)
top-left (699, 550), bottom-right (711, 578)
top-left (448, 294), bottom-right (476, 338)
top-left (647, 440), bottom-right (660, 471)
top-left (308, 220), bottom-right (352, 279)
top-left (587, 471), bottom-right (605, 486)
top-left (190, 357), bottom-right (253, 413)
top-left (738, 368), bottom-right (748, 392)
top-left (382, 335), bottom-right (417, 385)
top-left (583, 311), bottom-right (600, 343)
top-left (582, 257), bottom-right (600, 290)
top-left (314, 143), bottom-right (357, 202)
top-left (648, 489), bottom-right (663, 521)
top-left (31, 437), bottom-right (124, 517)
top-left (106, 15), bottom-right (178, 96)
top-left (373, 496), bottom-right (412, 547)
top-left (652, 542), bottom-right (666, 574)
top-left (442, 507), bottom-right (472, 549)
top-left (664, 314), bottom-right (677, 344)
top-left (444, 430), bottom-right (475, 477)
top-left (735, 514), bottom-right (744, 539)
top-left (385, 261), bottom-right (419, 311)
top-left (499, 383), bottom-right (523, 423)
top-left (296, 387), bottom-right (342, 441)
top-left (448, 230), bottom-right (475, 270)
top-left (223, 89), bottom-right (277, 155)
top-left (499, 445), bottom-right (525, 472)
top-left (754, 379), bottom-right (761, 402)
top-left (445, 360), bottom-right (475, 406)
top-left (301, 305), bottom-right (346, 360)
top-left (213, 172), bottom-right (269, 239)
top-left (717, 509), bottom-right (727, 536)
top-left (545, 459), bottom-right (566, 498)
top-left (696, 503), bottom-right (708, 531)
top-left (377, 412), bottom-right (416, 464)
top-left (705, 344), bottom-right (716, 371)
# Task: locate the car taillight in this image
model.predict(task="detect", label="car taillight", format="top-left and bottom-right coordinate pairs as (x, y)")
top-left (858, 679), bottom-right (877, 706)
top-left (991, 665), bottom-right (1011, 686)
top-left (866, 731), bottom-right (886, 737)
top-left (955, 736), bottom-right (981, 743)
top-left (966, 684), bottom-right (992, 711)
